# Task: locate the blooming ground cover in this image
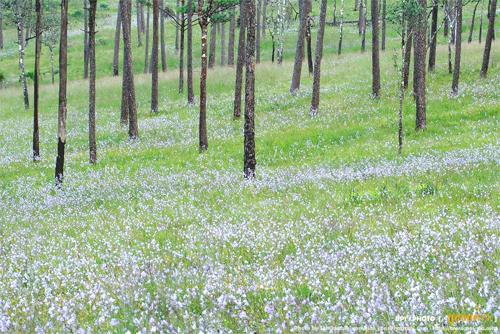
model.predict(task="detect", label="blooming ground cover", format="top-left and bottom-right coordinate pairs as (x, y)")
top-left (0, 35), bottom-right (499, 332)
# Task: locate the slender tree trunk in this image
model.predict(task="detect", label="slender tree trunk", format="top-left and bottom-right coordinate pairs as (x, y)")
top-left (371, 0), bottom-right (380, 97)
top-left (479, 0), bottom-right (484, 43)
top-left (358, 0), bottom-right (363, 33)
top-left (381, 0), bottom-right (386, 50)
top-left (451, 0), bottom-right (462, 94)
top-left (398, 19), bottom-right (408, 155)
top-left (290, 0), bottom-right (310, 93)
top-left (403, 25), bottom-right (412, 89)
top-left (0, 13), bottom-right (3, 49)
top-left (84, 0), bottom-right (89, 79)
top-left (175, 0), bottom-right (180, 52)
top-left (17, 20), bottom-right (29, 110)
top-left (160, 0), bottom-right (167, 71)
top-left (198, 17), bottom-right (209, 151)
top-left (469, 0), bottom-right (480, 43)
top-left (361, 0), bottom-right (367, 51)
top-left (228, 10), bottom-right (236, 65)
top-left (209, 23), bottom-right (216, 68)
top-left (262, 0), bottom-right (268, 37)
top-left (50, 46), bottom-right (55, 84)
top-left (187, 0), bottom-right (194, 104)
top-left (256, 0), bottom-right (261, 63)
top-left (144, 4), bottom-right (150, 73)
top-left (428, 0), bottom-right (438, 71)
top-left (244, 0), bottom-right (256, 179)
top-left (444, 1), bottom-right (449, 36)
top-left (310, 0), bottom-right (327, 115)
top-left (55, 0), bottom-right (69, 187)
top-left (33, 0), bottom-right (42, 160)
top-left (179, 0), bottom-right (185, 92)
top-left (414, 0), bottom-right (427, 130)
top-left (234, 0), bottom-right (246, 118)
top-left (480, 0), bottom-right (496, 77)
top-left (151, 0), bottom-right (159, 113)
top-left (220, 22), bottom-right (226, 65)
top-left (306, 15), bottom-right (313, 75)
top-left (333, 0), bottom-right (337, 25)
top-left (88, 0), bottom-right (97, 163)
top-left (338, 0), bottom-right (344, 54)
top-left (136, 0), bottom-right (142, 46)
top-left (113, 5), bottom-right (122, 76)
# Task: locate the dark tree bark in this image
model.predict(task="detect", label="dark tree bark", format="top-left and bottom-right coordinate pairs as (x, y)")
top-left (136, 0), bottom-right (142, 46)
top-left (144, 4), bottom-right (150, 73)
top-left (310, 0), bottom-right (328, 115)
top-left (333, 0), bottom-right (337, 25)
top-left (234, 0), bottom-right (246, 118)
top-left (414, 0), bottom-right (427, 130)
top-left (187, 0), bottom-right (194, 104)
top-left (209, 22), bottom-right (216, 68)
top-left (220, 22), bottom-right (226, 65)
top-left (151, 0), bottom-right (159, 113)
top-left (179, 0), bottom-right (185, 92)
top-left (176, 0), bottom-right (180, 53)
top-left (140, 3), bottom-right (145, 32)
top-left (84, 0), bottom-right (89, 79)
top-left (306, 15), bottom-right (313, 75)
top-left (479, 0), bottom-right (484, 43)
top-left (403, 25), bottom-right (412, 89)
top-left (338, 0), bottom-right (344, 54)
top-left (33, 0), bottom-right (42, 160)
top-left (451, 0), bottom-right (462, 94)
top-left (244, 0), bottom-right (256, 179)
top-left (381, 0), bottom-right (386, 50)
top-left (371, 0), bottom-right (380, 97)
top-left (358, 0), bottom-right (363, 33)
top-left (480, 0), bottom-right (497, 77)
top-left (290, 0), bottom-right (310, 94)
top-left (262, 0), bottom-right (267, 37)
top-left (361, 0), bottom-right (367, 52)
top-left (228, 9), bottom-right (236, 65)
top-left (256, 0), bottom-right (261, 63)
top-left (89, 0), bottom-right (97, 163)
top-left (0, 13), bottom-right (4, 49)
top-left (444, 1), bottom-right (449, 36)
top-left (55, 0), bottom-right (69, 187)
top-left (160, 0), bottom-right (167, 71)
top-left (198, 0), bottom-right (209, 151)
top-left (428, 0), bottom-right (438, 71)
top-left (17, 19), bottom-right (29, 110)
top-left (468, 0), bottom-right (481, 43)
top-left (113, 5), bottom-right (122, 76)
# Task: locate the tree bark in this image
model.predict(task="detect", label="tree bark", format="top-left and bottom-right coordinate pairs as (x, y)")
top-left (414, 0), bottom-right (427, 130)
top-left (444, 1), bottom-right (449, 36)
top-left (55, 0), bottom-right (69, 187)
top-left (0, 13), bottom-right (3, 49)
top-left (234, 0), bottom-right (246, 118)
top-left (113, 5), bottom-right (122, 76)
top-left (290, 0), bottom-right (310, 93)
top-left (179, 0), bottom-right (185, 92)
top-left (479, 0), bottom-right (484, 43)
top-left (89, 0), bottom-right (97, 163)
top-left (198, 1), bottom-right (209, 151)
top-left (403, 25), bottom-right (412, 89)
top-left (160, 0), bottom-right (167, 71)
top-left (176, 0), bottom-right (180, 53)
top-left (33, 0), bottom-right (42, 160)
top-left (338, 0), bottom-right (344, 54)
top-left (244, 0), bottom-right (256, 179)
top-left (256, 0), bottom-right (261, 63)
top-left (361, 0), bottom-right (366, 52)
top-left (209, 22), bottom-right (216, 68)
top-left (262, 0), bottom-right (267, 37)
top-left (428, 0), bottom-right (438, 71)
top-left (187, 0), bottom-right (194, 104)
top-left (84, 0), bottom-right (89, 79)
top-left (480, 0), bottom-right (496, 77)
top-left (381, 0), bottom-right (386, 50)
top-left (451, 0), bottom-right (462, 94)
top-left (306, 15), bottom-right (313, 75)
top-left (49, 46), bottom-right (55, 84)
top-left (228, 10), bottom-right (236, 65)
top-left (144, 4), bottom-right (150, 73)
top-left (136, 0), bottom-right (142, 46)
top-left (151, 0), bottom-right (159, 113)
top-left (220, 22), bottom-right (226, 65)
top-left (140, 3), bottom-right (145, 32)
top-left (371, 0), bottom-right (380, 97)
top-left (468, 0), bottom-right (481, 43)
top-left (310, 0), bottom-right (327, 115)
top-left (17, 20), bottom-right (29, 110)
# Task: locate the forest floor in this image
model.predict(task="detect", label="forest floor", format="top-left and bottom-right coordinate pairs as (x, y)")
top-left (0, 21), bottom-right (499, 332)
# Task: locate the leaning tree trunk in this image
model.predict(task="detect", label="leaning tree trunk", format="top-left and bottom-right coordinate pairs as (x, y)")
top-left (220, 22), bottom-right (226, 65)
top-left (228, 9), bottom-right (236, 65)
top-left (198, 2), bottom-right (209, 151)
top-left (414, 0), bottom-right (427, 130)
top-left (381, 0), bottom-right (386, 50)
top-left (17, 19), bottom-right (29, 110)
top-left (144, 4), bottom-right (150, 73)
top-left (33, 0), bottom-right (42, 160)
top-left (209, 23), bottom-right (217, 68)
top-left (451, 0), bottom-right (462, 94)
top-left (151, 0), bottom-right (159, 113)
top-left (310, 0), bottom-right (328, 116)
top-left (234, 0), bottom-right (247, 118)
top-left (113, 4), bottom-right (122, 76)
top-left (55, 0), bottom-right (69, 187)
top-left (89, 0), bottom-right (97, 163)
top-left (160, 0), bottom-right (167, 71)
top-left (179, 0), bottom-right (185, 93)
top-left (428, 0), bottom-right (438, 71)
top-left (290, 0), bottom-right (310, 94)
top-left (256, 0), bottom-right (261, 63)
top-left (480, 0), bottom-right (496, 77)
top-left (468, 0), bottom-right (481, 43)
top-left (371, 0), bottom-right (381, 97)
top-left (187, 0), bottom-right (194, 104)
top-left (244, 0), bottom-right (256, 179)
top-left (84, 0), bottom-right (89, 79)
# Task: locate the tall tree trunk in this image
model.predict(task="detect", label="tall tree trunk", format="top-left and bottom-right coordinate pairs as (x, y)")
top-left (55, 0), bottom-right (69, 187)
top-left (198, 7), bottom-right (209, 151)
top-left (451, 0), bottom-right (462, 94)
top-left (89, 0), bottom-right (97, 163)
top-left (244, 0), bottom-right (256, 179)
top-left (361, 0), bottom-right (366, 52)
top-left (381, 0), bottom-right (386, 50)
top-left (113, 5), bottom-right (122, 76)
top-left (136, 0), bottom-right (142, 46)
top-left (290, 0), bottom-right (310, 93)
top-left (256, 0), bottom-right (261, 63)
top-left (209, 22), bottom-right (216, 68)
top-left (179, 0), bottom-right (185, 92)
top-left (479, 0), bottom-right (485, 43)
top-left (333, 0), bottom-right (337, 25)
top-left (338, 0), bottom-right (344, 54)
top-left (358, 0), bottom-right (363, 33)
top-left (144, 4), bottom-right (150, 73)
top-left (262, 0), bottom-right (267, 37)
top-left (0, 13), bottom-right (3, 49)
top-left (403, 25), bottom-right (412, 89)
top-left (228, 10), bottom-right (236, 65)
top-left (480, 0), bottom-right (496, 77)
top-left (140, 3), bottom-right (145, 32)
top-left (33, 0), bottom-right (42, 160)
top-left (428, 0), bottom-right (438, 71)
top-left (398, 18), bottom-right (408, 155)
top-left (49, 46), bottom-right (55, 84)
top-left (306, 15), bottom-right (313, 75)
top-left (17, 20), bottom-right (29, 110)
top-left (310, 0), bottom-right (327, 115)
top-left (175, 0), bottom-right (180, 52)
top-left (414, 0), bottom-right (427, 130)
top-left (371, 0), bottom-right (380, 97)
top-left (187, 0), bottom-right (194, 104)
top-left (234, 0), bottom-right (246, 118)
top-left (160, 0), bottom-right (167, 71)
top-left (444, 1), bottom-right (449, 36)
top-left (151, 0), bottom-right (159, 113)
top-left (84, 0), bottom-right (89, 79)
top-left (220, 22), bottom-right (226, 65)
top-left (468, 0), bottom-right (480, 43)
